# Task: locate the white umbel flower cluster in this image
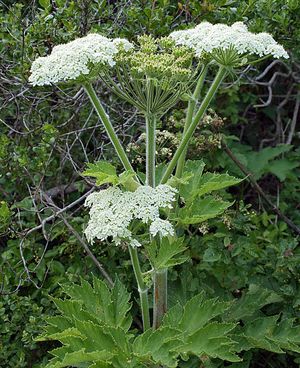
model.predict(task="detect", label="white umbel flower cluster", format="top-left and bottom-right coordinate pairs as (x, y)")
top-left (84, 184), bottom-right (177, 247)
top-left (29, 34), bottom-right (133, 86)
top-left (169, 22), bottom-right (288, 60)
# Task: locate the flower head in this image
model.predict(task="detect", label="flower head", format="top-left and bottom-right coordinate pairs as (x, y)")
top-left (169, 22), bottom-right (288, 66)
top-left (29, 34), bottom-right (133, 86)
top-left (84, 184), bottom-right (177, 247)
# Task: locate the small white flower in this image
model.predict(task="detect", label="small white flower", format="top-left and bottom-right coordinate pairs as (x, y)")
top-left (113, 38), bottom-right (134, 52)
top-left (84, 184), bottom-right (177, 246)
top-left (29, 34), bottom-right (133, 86)
top-left (130, 239), bottom-right (142, 248)
top-left (150, 218), bottom-right (175, 237)
top-left (169, 22), bottom-right (288, 61)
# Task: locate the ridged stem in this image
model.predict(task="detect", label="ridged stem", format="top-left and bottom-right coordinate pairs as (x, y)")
top-left (175, 64), bottom-right (209, 178)
top-left (128, 245), bottom-right (151, 331)
top-left (83, 82), bottom-right (136, 176)
top-left (153, 268), bottom-right (168, 329)
top-left (160, 66), bottom-right (227, 184)
top-left (145, 114), bottom-right (156, 187)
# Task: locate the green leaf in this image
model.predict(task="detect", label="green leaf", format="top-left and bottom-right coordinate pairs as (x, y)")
top-left (235, 315), bottom-right (300, 354)
top-left (147, 237), bottom-right (189, 270)
top-left (39, 0), bottom-right (50, 9)
top-left (162, 303), bottom-right (183, 327)
top-left (110, 278), bottom-right (132, 331)
top-left (177, 322), bottom-right (240, 362)
top-left (133, 327), bottom-right (182, 367)
top-left (225, 284), bottom-right (283, 322)
top-left (179, 160), bottom-right (206, 200)
top-left (82, 160), bottom-right (136, 189)
top-left (74, 320), bottom-right (117, 351)
top-left (0, 201), bottom-right (11, 233)
top-left (82, 160), bottom-right (118, 186)
top-left (268, 159), bottom-right (299, 181)
top-left (246, 144), bottom-right (293, 180)
top-left (179, 294), bottom-right (232, 335)
top-left (39, 278), bottom-right (133, 368)
top-left (45, 349), bottom-right (114, 368)
top-left (194, 173), bottom-right (242, 197)
top-left (175, 196), bottom-right (233, 225)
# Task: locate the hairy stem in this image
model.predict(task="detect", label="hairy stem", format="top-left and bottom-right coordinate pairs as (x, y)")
top-left (160, 66), bottom-right (227, 184)
top-left (83, 83), bottom-right (136, 176)
top-left (128, 245), bottom-right (151, 331)
top-left (145, 114), bottom-right (156, 187)
top-left (153, 268), bottom-right (168, 329)
top-left (175, 64), bottom-right (209, 178)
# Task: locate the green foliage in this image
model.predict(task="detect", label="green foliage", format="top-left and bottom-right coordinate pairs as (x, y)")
top-left (0, 201), bottom-right (11, 234)
top-left (41, 278), bottom-right (300, 368)
top-left (147, 237), bottom-right (189, 270)
top-left (217, 142), bottom-right (299, 181)
top-left (0, 294), bottom-right (48, 368)
top-left (1, 0), bottom-right (300, 366)
top-left (173, 160), bottom-right (240, 225)
top-left (39, 277), bottom-right (132, 368)
top-left (82, 160), bottom-right (135, 188)
top-left (40, 278), bottom-right (241, 367)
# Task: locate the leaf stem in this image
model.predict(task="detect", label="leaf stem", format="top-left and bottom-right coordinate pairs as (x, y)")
top-left (160, 66), bottom-right (227, 184)
top-left (83, 82), bottom-right (137, 177)
top-left (128, 245), bottom-right (151, 331)
top-left (175, 64), bottom-right (209, 178)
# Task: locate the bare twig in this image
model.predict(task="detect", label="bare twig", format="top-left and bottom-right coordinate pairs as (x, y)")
top-left (42, 192), bottom-right (114, 287)
top-left (286, 94), bottom-right (300, 145)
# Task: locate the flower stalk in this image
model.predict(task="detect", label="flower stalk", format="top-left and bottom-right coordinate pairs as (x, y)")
top-left (145, 114), bottom-right (156, 187)
top-left (83, 82), bottom-right (137, 177)
top-left (128, 245), bottom-right (151, 331)
top-left (160, 65), bottom-right (227, 184)
top-left (175, 64), bottom-right (209, 178)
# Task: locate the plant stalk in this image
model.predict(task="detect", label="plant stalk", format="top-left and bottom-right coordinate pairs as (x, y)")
top-left (83, 83), bottom-right (136, 176)
top-left (145, 114), bottom-right (156, 187)
top-left (128, 245), bottom-right (151, 331)
top-left (175, 64), bottom-right (209, 178)
top-left (160, 66), bottom-right (227, 184)
top-left (153, 268), bottom-right (168, 329)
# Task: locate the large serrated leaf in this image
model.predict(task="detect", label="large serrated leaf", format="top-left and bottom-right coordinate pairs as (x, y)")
top-left (194, 173), bottom-right (242, 197)
top-left (179, 160), bottom-right (206, 200)
top-left (82, 160), bottom-right (118, 185)
top-left (175, 196), bottom-right (233, 225)
top-left (40, 278), bottom-right (133, 368)
top-left (147, 237), bottom-right (189, 270)
top-left (224, 284), bottom-right (283, 322)
top-left (177, 322), bottom-right (240, 362)
top-left (74, 319), bottom-right (118, 351)
top-left (133, 326), bottom-right (182, 367)
top-left (45, 349), bottom-right (114, 368)
top-left (162, 303), bottom-right (183, 327)
top-left (179, 294), bottom-right (232, 335)
top-left (110, 278), bottom-right (132, 330)
top-left (235, 315), bottom-right (300, 354)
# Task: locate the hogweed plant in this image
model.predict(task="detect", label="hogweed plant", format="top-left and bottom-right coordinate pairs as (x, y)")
top-left (29, 23), bottom-right (300, 368)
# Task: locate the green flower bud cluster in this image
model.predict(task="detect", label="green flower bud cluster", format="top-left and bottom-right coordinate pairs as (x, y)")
top-left (117, 35), bottom-right (193, 83)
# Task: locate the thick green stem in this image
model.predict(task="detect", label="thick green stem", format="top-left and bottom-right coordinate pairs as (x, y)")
top-left (175, 65), bottom-right (209, 178)
top-left (83, 83), bottom-right (136, 175)
top-left (153, 268), bottom-right (168, 329)
top-left (145, 114), bottom-right (156, 187)
top-left (128, 245), bottom-right (151, 331)
top-left (160, 66), bottom-right (227, 184)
